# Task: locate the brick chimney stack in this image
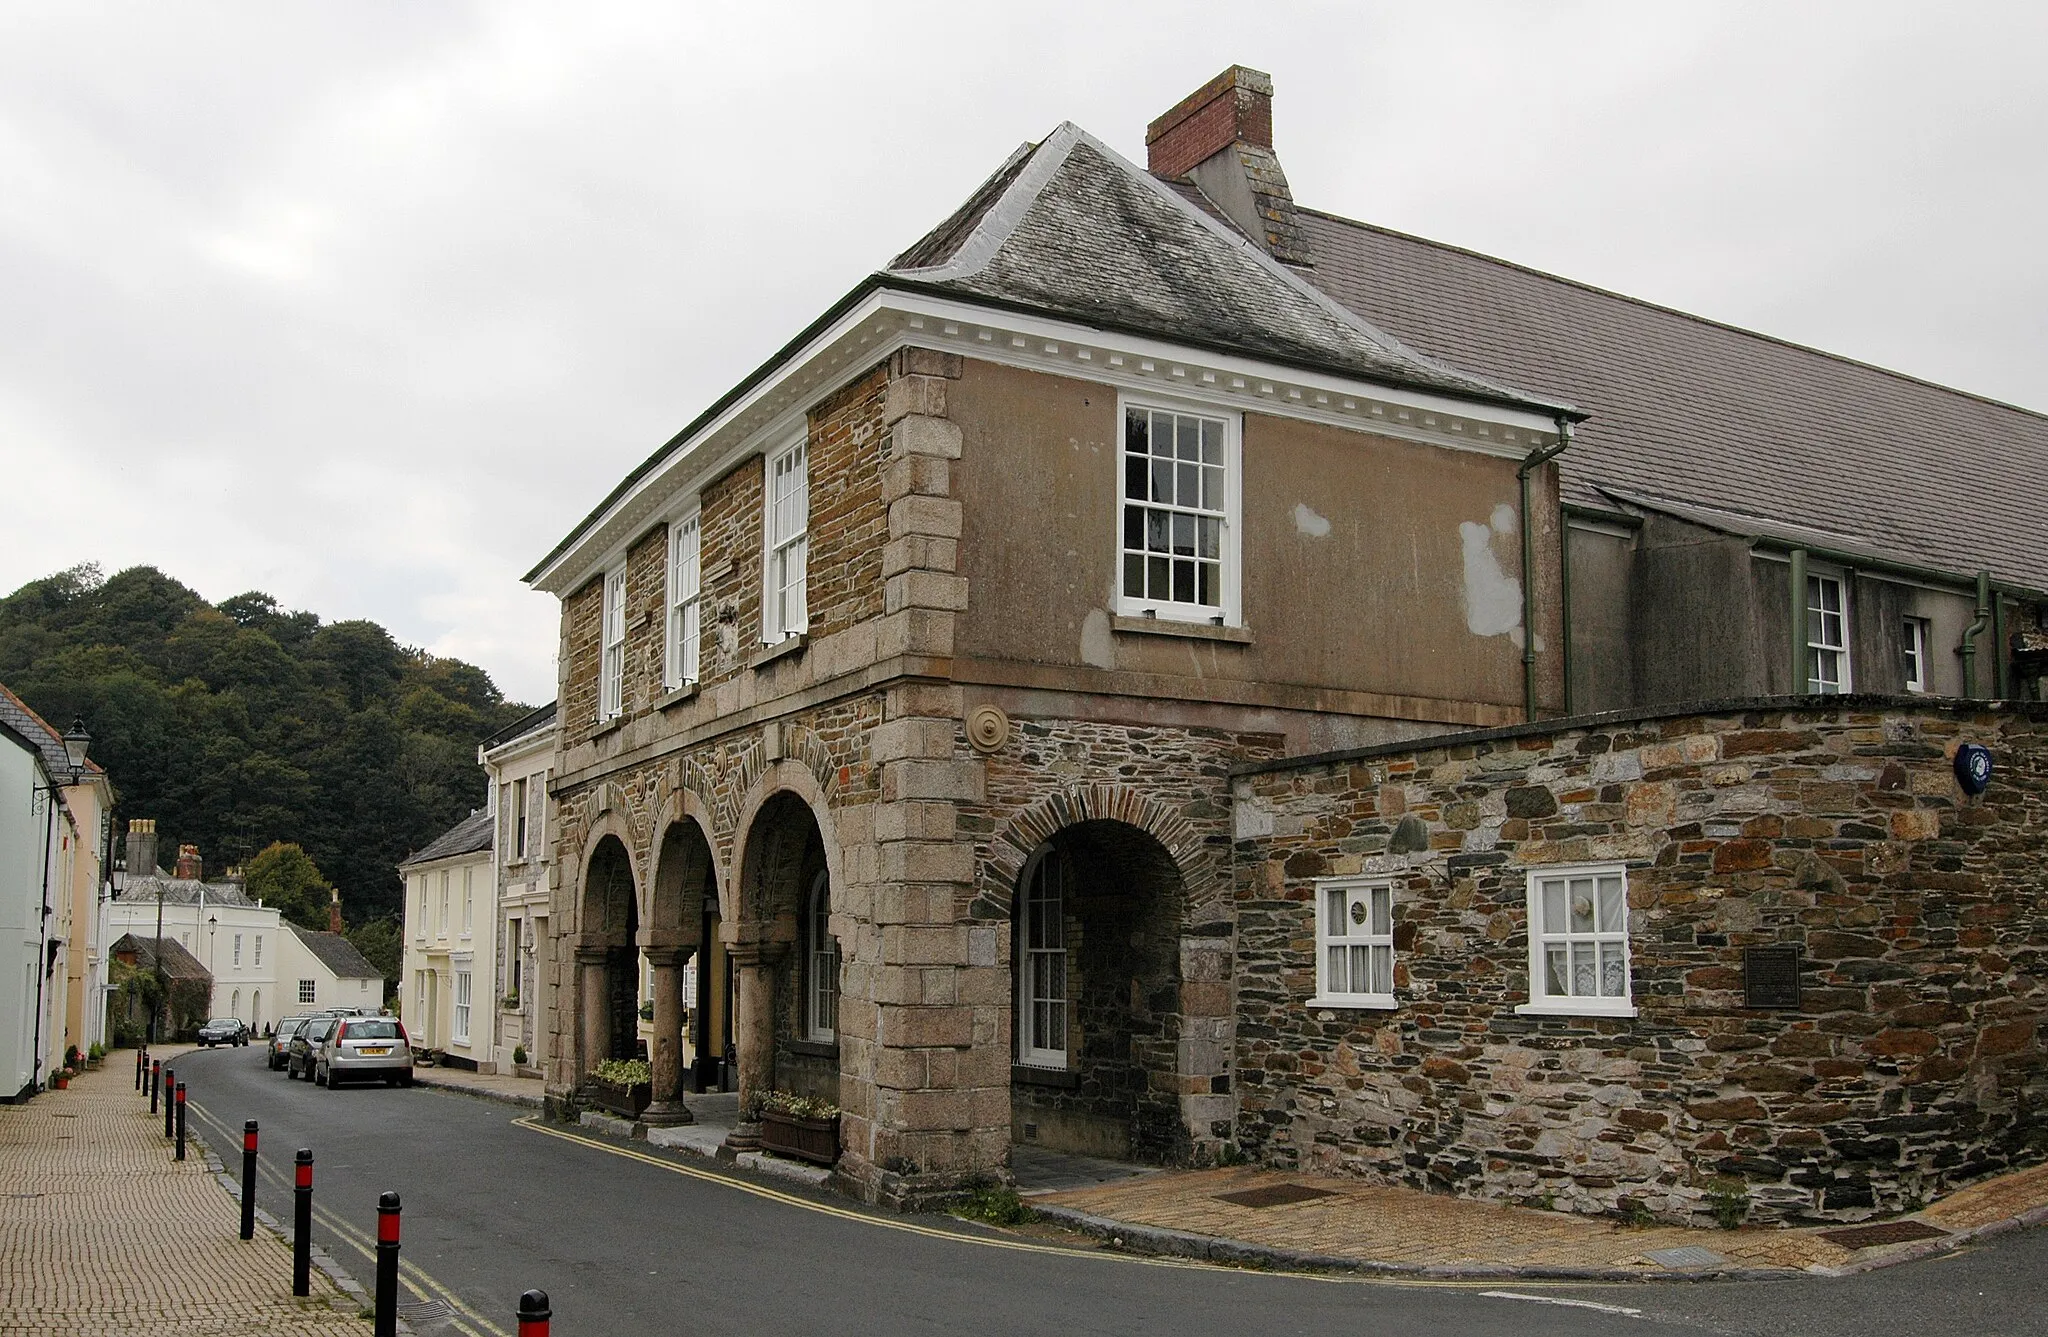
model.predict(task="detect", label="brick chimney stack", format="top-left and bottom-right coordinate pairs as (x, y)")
top-left (125, 818), bottom-right (160, 879)
top-left (174, 844), bottom-right (202, 880)
top-left (328, 888), bottom-right (344, 934)
top-left (1145, 65), bottom-right (1311, 267)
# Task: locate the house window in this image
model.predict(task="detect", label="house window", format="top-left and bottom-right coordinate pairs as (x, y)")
top-left (1806, 573), bottom-right (1851, 692)
top-left (512, 778), bottom-right (528, 859)
top-left (1518, 865), bottom-right (1636, 1017)
top-left (415, 971), bottom-right (427, 1021)
top-left (1903, 616), bottom-right (1931, 693)
top-left (764, 439), bottom-right (809, 643)
top-left (298, 979), bottom-right (316, 1005)
top-left (667, 510), bottom-right (702, 687)
top-left (1016, 852), bottom-right (1069, 1068)
top-left (1118, 401), bottom-right (1239, 624)
top-left (415, 877), bottom-right (427, 938)
top-left (462, 867), bottom-right (473, 935)
top-left (254, 935), bottom-right (262, 968)
top-left (600, 567), bottom-right (627, 720)
top-left (806, 870), bottom-right (837, 1042)
top-left (1312, 879), bottom-right (1395, 1008)
top-left (453, 971), bottom-right (472, 1044)
top-left (438, 872), bottom-right (449, 936)
top-left (233, 934), bottom-right (242, 969)
top-left (507, 919), bottom-right (521, 1002)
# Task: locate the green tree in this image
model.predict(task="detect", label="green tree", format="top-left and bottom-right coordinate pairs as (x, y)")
top-left (345, 918), bottom-right (404, 1001)
top-left (242, 842), bottom-right (335, 930)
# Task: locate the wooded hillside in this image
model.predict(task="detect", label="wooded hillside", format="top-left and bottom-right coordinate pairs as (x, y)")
top-left (0, 563), bottom-right (533, 922)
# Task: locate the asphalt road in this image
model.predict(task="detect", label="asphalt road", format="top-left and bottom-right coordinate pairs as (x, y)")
top-left (167, 1045), bottom-right (2048, 1337)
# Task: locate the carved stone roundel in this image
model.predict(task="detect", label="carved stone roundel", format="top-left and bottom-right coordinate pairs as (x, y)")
top-left (967, 705), bottom-right (1011, 754)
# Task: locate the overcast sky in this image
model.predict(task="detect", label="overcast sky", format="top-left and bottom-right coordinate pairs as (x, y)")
top-left (4, 1), bottom-right (2043, 706)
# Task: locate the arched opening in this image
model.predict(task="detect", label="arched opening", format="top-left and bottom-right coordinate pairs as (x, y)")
top-left (733, 792), bottom-right (838, 1110)
top-left (252, 990), bottom-right (261, 1034)
top-left (1010, 819), bottom-right (1188, 1163)
top-left (231, 988), bottom-right (241, 1020)
top-left (578, 834), bottom-right (641, 1074)
top-left (648, 817), bottom-right (722, 1112)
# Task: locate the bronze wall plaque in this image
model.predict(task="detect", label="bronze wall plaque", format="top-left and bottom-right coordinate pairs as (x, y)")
top-left (1744, 946), bottom-right (1803, 1008)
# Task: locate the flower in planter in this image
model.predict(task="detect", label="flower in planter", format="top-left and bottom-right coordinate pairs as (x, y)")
top-left (591, 1058), bottom-right (652, 1086)
top-left (757, 1088), bottom-right (841, 1121)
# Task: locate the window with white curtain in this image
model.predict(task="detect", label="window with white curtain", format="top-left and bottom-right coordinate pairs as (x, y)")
top-left (806, 870), bottom-right (838, 1042)
top-left (1311, 879), bottom-right (1395, 1008)
top-left (1518, 865), bottom-right (1636, 1017)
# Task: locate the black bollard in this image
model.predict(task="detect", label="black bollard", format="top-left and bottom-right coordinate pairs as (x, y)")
top-left (135, 1048), bottom-right (144, 1091)
top-left (517, 1289), bottom-right (551, 1337)
top-left (174, 1082), bottom-right (187, 1161)
top-left (150, 1059), bottom-right (160, 1114)
top-left (240, 1120), bottom-right (259, 1240)
top-left (163, 1068), bottom-right (175, 1137)
top-left (292, 1150), bottom-right (313, 1296)
top-left (374, 1192), bottom-right (401, 1337)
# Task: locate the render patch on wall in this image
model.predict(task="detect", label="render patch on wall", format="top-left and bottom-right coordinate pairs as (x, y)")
top-left (1460, 503), bottom-right (1524, 649)
top-left (1292, 502), bottom-right (1331, 538)
top-left (1080, 607), bottom-right (1116, 669)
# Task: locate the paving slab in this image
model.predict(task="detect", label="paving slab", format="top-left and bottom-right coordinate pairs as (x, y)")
top-left (0, 1050), bottom-right (372, 1335)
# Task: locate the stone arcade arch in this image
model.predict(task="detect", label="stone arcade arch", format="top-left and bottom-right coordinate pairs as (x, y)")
top-left (1008, 818), bottom-right (1197, 1164)
top-left (642, 814), bottom-right (718, 1123)
top-left (575, 833), bottom-right (640, 1077)
top-left (730, 789), bottom-right (840, 1118)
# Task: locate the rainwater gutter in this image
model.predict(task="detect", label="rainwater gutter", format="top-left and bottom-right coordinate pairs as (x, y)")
top-left (1518, 420), bottom-right (1571, 721)
top-left (1960, 570), bottom-right (1992, 699)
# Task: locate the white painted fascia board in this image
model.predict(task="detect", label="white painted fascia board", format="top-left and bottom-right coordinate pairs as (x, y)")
top-left (534, 289), bottom-right (1568, 596)
top-left (481, 726), bottom-right (558, 770)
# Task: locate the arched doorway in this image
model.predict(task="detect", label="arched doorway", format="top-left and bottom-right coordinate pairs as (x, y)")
top-left (731, 793), bottom-right (839, 1113)
top-left (1009, 819), bottom-right (1188, 1163)
top-left (578, 834), bottom-right (640, 1076)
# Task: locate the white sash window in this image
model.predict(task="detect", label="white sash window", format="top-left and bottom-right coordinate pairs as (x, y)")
top-left (1017, 853), bottom-right (1069, 1068)
top-left (765, 440), bottom-right (809, 643)
top-left (667, 511), bottom-right (701, 688)
top-left (1311, 879), bottom-right (1395, 1008)
top-left (600, 567), bottom-right (627, 719)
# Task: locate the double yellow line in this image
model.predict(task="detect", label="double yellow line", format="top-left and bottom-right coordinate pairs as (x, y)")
top-left (187, 1100), bottom-right (509, 1337)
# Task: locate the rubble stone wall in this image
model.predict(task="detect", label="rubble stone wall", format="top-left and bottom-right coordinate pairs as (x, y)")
top-left (1232, 699), bottom-right (2048, 1223)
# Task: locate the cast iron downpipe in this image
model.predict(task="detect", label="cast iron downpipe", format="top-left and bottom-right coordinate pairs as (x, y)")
top-left (1518, 420), bottom-right (1572, 721)
top-left (1960, 569), bottom-right (1992, 699)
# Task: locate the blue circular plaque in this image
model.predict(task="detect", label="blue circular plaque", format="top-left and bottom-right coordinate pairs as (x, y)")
top-left (1954, 743), bottom-right (1993, 796)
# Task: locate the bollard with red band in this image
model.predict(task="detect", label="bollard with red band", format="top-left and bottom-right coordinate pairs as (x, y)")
top-left (517, 1289), bottom-right (551, 1337)
top-left (374, 1192), bottom-right (401, 1337)
top-left (149, 1059), bottom-right (160, 1112)
top-left (174, 1082), bottom-right (187, 1161)
top-left (240, 1120), bottom-right (259, 1240)
top-left (162, 1067), bottom-right (174, 1134)
top-left (135, 1047), bottom-right (145, 1091)
top-left (292, 1150), bottom-right (313, 1296)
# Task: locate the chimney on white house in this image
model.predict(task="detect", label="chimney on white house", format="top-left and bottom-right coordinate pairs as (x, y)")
top-left (1146, 65), bottom-right (1312, 266)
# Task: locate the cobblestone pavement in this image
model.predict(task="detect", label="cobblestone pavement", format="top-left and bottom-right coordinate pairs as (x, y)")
top-left (0, 1049), bottom-right (370, 1335)
top-left (1032, 1161), bottom-right (2048, 1279)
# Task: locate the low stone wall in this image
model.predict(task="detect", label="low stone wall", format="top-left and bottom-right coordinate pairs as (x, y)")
top-left (1230, 698), bottom-right (2048, 1223)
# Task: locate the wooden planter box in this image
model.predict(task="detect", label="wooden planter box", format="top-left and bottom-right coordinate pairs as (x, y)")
top-left (760, 1110), bottom-right (839, 1166)
top-left (589, 1079), bottom-right (652, 1120)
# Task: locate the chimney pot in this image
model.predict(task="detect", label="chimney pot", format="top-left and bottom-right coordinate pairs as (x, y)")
top-left (175, 844), bottom-right (202, 880)
top-left (125, 819), bottom-right (161, 881)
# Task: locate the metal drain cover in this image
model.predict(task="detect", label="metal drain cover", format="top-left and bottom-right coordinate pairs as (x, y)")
top-left (1820, 1219), bottom-right (1950, 1249)
top-left (1214, 1183), bottom-right (1339, 1209)
top-left (399, 1299), bottom-right (457, 1324)
top-left (1646, 1245), bottom-right (1726, 1269)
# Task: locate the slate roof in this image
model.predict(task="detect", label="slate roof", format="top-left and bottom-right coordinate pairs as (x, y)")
top-left (1293, 209), bottom-right (2048, 593)
top-left (398, 808), bottom-right (493, 870)
top-left (109, 933), bottom-right (210, 980)
top-left (481, 700), bottom-right (557, 753)
top-left (286, 925), bottom-right (381, 981)
top-left (115, 875), bottom-right (257, 909)
top-left (0, 680), bottom-right (104, 783)
top-left (885, 124), bottom-right (1572, 418)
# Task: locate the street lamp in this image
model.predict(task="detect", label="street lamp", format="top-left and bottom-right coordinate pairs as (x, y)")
top-left (207, 914), bottom-right (219, 1018)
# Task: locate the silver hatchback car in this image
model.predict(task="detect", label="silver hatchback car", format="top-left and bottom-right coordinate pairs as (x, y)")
top-left (308, 1015), bottom-right (414, 1089)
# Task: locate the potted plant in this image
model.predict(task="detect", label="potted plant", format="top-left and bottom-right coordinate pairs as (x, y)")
top-left (87, 1043), bottom-right (106, 1070)
top-left (51, 1067), bottom-right (73, 1090)
top-left (501, 993), bottom-right (521, 1012)
top-left (755, 1089), bottom-right (841, 1166)
top-left (587, 1058), bottom-right (652, 1119)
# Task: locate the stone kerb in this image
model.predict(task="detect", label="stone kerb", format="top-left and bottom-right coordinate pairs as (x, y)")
top-left (1231, 698), bottom-right (2048, 1225)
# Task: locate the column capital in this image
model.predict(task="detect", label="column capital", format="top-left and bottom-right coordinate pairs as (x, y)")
top-left (573, 946), bottom-right (611, 966)
top-left (642, 946), bottom-right (695, 969)
top-left (727, 941), bottom-right (789, 970)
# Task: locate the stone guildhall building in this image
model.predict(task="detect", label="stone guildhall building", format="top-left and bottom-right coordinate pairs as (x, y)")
top-left (523, 68), bottom-right (2047, 1221)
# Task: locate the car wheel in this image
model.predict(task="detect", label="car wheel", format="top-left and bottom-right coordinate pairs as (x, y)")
top-left (314, 1063), bottom-right (326, 1087)
top-left (400, 1073), bottom-right (415, 1088)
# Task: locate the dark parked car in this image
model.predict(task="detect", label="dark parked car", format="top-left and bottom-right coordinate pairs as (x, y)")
top-left (267, 1016), bottom-right (314, 1071)
top-left (286, 1015), bottom-right (337, 1080)
top-left (196, 1017), bottom-right (250, 1048)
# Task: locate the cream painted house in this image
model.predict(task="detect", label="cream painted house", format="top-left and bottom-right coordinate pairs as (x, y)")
top-left (480, 704), bottom-right (555, 1073)
top-left (398, 809), bottom-right (494, 1067)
